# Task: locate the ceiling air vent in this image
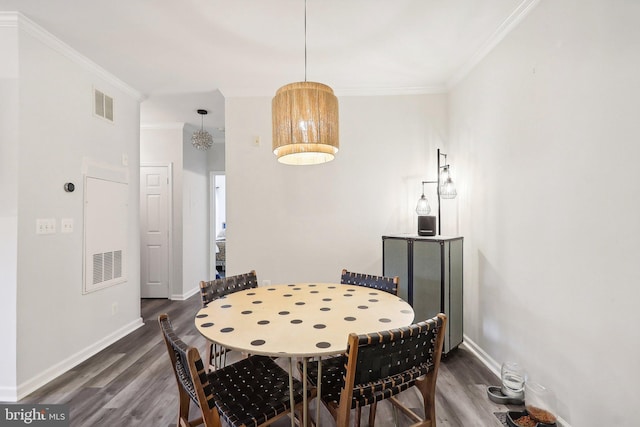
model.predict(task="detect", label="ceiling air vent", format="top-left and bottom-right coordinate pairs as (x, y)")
top-left (94, 88), bottom-right (114, 122)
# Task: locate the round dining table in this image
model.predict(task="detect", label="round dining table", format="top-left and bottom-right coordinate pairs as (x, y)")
top-left (195, 282), bottom-right (415, 426)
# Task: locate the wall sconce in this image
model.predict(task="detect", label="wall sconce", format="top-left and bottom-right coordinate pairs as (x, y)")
top-left (416, 148), bottom-right (457, 236)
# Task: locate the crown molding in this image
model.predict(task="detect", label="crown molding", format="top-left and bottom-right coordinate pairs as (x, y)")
top-left (335, 84), bottom-right (448, 97)
top-left (447, 0), bottom-right (541, 89)
top-left (0, 11), bottom-right (19, 26)
top-left (4, 12), bottom-right (143, 101)
top-left (140, 122), bottom-right (185, 130)
top-left (221, 83), bottom-right (447, 98)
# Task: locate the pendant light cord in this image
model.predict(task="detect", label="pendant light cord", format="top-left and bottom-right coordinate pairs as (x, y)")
top-left (304, 0), bottom-right (307, 82)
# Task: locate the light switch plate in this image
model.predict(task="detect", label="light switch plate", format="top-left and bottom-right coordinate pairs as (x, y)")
top-left (36, 218), bottom-right (56, 235)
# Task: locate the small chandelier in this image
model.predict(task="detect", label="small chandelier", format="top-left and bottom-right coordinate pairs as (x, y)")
top-left (272, 0), bottom-right (339, 165)
top-left (191, 109), bottom-right (213, 150)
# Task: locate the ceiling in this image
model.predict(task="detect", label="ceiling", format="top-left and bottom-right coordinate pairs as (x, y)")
top-left (0, 0), bottom-right (536, 133)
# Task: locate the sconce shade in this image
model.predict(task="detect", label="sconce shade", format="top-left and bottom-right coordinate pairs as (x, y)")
top-left (416, 195), bottom-right (432, 215)
top-left (272, 81), bottom-right (339, 165)
top-left (440, 177), bottom-right (457, 199)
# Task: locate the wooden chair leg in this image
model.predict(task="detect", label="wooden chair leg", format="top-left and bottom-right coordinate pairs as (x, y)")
top-left (355, 405), bottom-right (362, 427)
top-left (178, 388), bottom-right (191, 427)
top-left (368, 401), bottom-right (378, 427)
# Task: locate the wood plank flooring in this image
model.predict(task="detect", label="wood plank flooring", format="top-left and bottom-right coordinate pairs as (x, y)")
top-left (21, 295), bottom-right (521, 426)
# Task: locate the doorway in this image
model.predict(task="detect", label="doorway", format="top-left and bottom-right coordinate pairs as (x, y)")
top-left (210, 172), bottom-right (226, 278)
top-left (140, 164), bottom-right (172, 298)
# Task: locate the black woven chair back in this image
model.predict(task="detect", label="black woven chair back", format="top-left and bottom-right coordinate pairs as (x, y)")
top-left (340, 269), bottom-right (399, 295)
top-left (347, 315), bottom-right (445, 408)
top-left (200, 270), bottom-right (258, 306)
top-left (158, 314), bottom-right (216, 411)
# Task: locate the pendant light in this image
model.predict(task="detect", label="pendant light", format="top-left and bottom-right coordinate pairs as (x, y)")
top-left (272, 0), bottom-right (339, 165)
top-left (192, 109), bottom-right (213, 150)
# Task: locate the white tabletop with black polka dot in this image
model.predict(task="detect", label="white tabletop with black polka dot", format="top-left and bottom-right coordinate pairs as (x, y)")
top-left (195, 283), bottom-right (415, 357)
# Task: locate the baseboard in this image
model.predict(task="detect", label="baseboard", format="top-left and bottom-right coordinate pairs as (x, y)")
top-left (461, 334), bottom-right (501, 379)
top-left (0, 385), bottom-right (17, 402)
top-left (171, 286), bottom-right (199, 301)
top-left (15, 317), bottom-right (144, 402)
top-left (462, 335), bottom-right (572, 427)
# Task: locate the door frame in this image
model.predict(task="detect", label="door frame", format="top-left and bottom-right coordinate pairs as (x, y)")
top-left (140, 162), bottom-right (173, 298)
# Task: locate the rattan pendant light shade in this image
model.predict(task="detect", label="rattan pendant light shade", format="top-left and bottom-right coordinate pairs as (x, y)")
top-left (272, 81), bottom-right (339, 165)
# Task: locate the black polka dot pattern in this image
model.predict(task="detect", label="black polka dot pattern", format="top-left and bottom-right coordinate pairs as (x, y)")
top-left (195, 283), bottom-right (414, 357)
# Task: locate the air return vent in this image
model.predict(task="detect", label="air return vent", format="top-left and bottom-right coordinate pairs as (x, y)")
top-left (92, 250), bottom-right (122, 285)
top-left (94, 88), bottom-right (114, 122)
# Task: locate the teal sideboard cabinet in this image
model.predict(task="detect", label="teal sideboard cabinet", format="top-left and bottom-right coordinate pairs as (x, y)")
top-left (382, 234), bottom-right (463, 354)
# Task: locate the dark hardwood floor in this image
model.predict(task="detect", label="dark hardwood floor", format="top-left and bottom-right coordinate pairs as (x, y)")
top-left (21, 294), bottom-right (519, 426)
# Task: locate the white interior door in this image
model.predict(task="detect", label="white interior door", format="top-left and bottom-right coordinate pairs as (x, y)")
top-left (140, 165), bottom-right (171, 298)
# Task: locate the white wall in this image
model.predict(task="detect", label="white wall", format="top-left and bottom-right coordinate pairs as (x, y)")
top-left (140, 125), bottom-right (184, 297)
top-left (0, 22), bottom-right (19, 399)
top-left (448, 1), bottom-right (640, 425)
top-left (207, 141), bottom-right (225, 172)
top-left (225, 94), bottom-right (448, 283)
top-left (9, 15), bottom-right (143, 399)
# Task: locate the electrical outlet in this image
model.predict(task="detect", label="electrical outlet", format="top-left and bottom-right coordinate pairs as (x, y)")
top-left (262, 280), bottom-right (271, 286)
top-left (111, 302), bottom-right (118, 315)
top-left (61, 218), bottom-right (74, 233)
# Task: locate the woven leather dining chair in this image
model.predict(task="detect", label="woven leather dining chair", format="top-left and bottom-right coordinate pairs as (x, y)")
top-left (340, 268), bottom-right (399, 295)
top-left (305, 313), bottom-right (447, 427)
top-left (159, 313), bottom-right (307, 427)
top-left (199, 270), bottom-right (258, 370)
